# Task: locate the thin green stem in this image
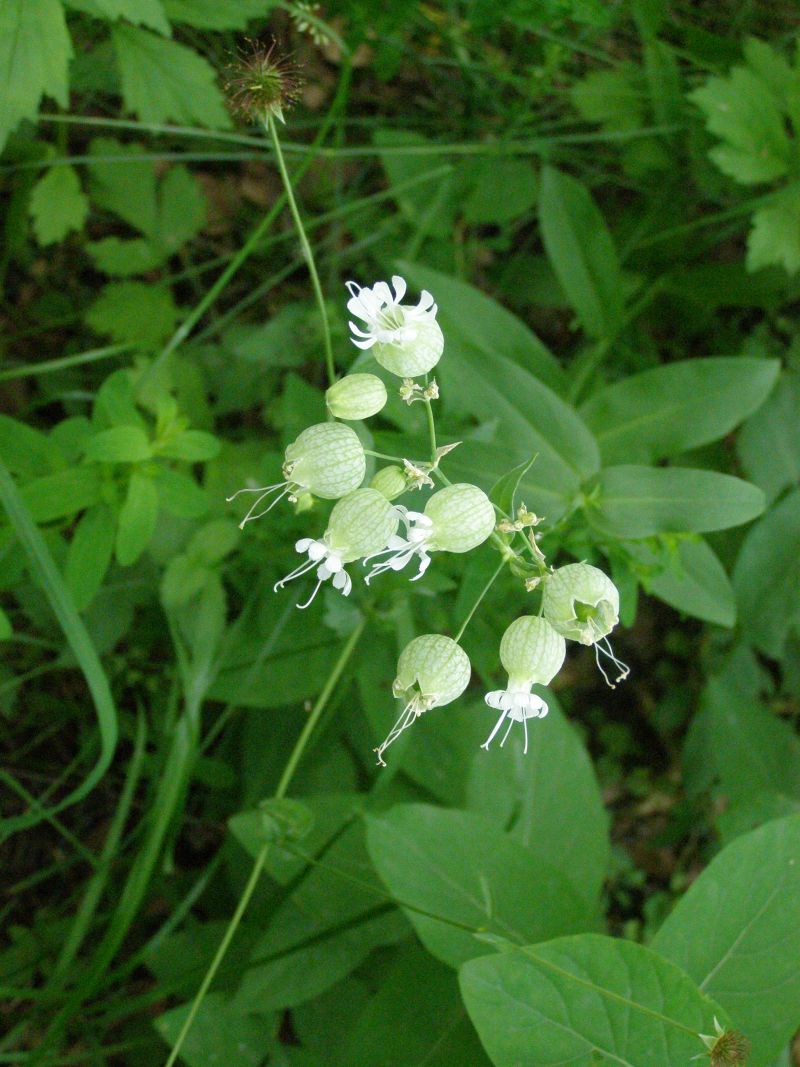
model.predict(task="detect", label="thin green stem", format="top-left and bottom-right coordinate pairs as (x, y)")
top-left (423, 396), bottom-right (438, 466)
top-left (266, 116), bottom-right (336, 387)
top-left (163, 620), bottom-right (365, 1067)
top-left (0, 343), bottom-right (134, 382)
top-left (364, 448), bottom-right (406, 463)
top-left (454, 559), bottom-right (506, 643)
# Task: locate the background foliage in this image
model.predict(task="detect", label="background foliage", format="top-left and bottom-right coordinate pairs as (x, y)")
top-left (1, 0), bottom-right (800, 1064)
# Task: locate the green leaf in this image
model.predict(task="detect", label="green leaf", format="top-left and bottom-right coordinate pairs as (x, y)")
top-left (86, 282), bottom-right (177, 349)
top-left (365, 804), bottom-right (595, 968)
top-left (460, 935), bottom-right (723, 1067)
top-left (0, 0), bottom-right (72, 151)
top-left (653, 815), bottom-right (800, 1066)
top-left (116, 471), bottom-right (158, 565)
top-left (738, 368), bottom-right (800, 504)
top-left (570, 66), bottom-right (644, 132)
top-left (155, 992), bottom-right (275, 1067)
top-left (87, 237), bottom-right (165, 277)
top-left (589, 466), bottom-right (765, 539)
top-left (0, 607), bottom-right (11, 641)
top-left (691, 66), bottom-right (792, 184)
top-left (153, 467), bottom-right (208, 518)
top-left (186, 519), bottom-right (239, 565)
top-left (29, 165), bottom-right (88, 245)
top-left (733, 488), bottom-right (800, 658)
top-left (155, 165), bottom-right (206, 253)
top-left (111, 25), bottom-right (231, 128)
top-left (84, 425), bottom-right (152, 463)
top-left (93, 369), bottom-right (147, 430)
top-left (160, 554), bottom-right (207, 609)
top-left (89, 0), bottom-right (170, 33)
top-left (88, 138), bottom-right (158, 236)
top-left (157, 429), bottom-right (220, 462)
top-left (163, 0), bottom-right (269, 31)
top-left (0, 416), bottom-right (63, 480)
top-left (65, 505), bottom-right (116, 611)
top-left (19, 467), bottom-right (101, 523)
top-left (233, 823), bottom-right (407, 1012)
top-left (747, 185), bottom-right (800, 275)
top-left (632, 537), bottom-right (736, 627)
top-left (489, 456), bottom-right (538, 517)
top-left (580, 357), bottom-right (781, 465)
top-left (337, 944), bottom-right (491, 1067)
top-left (465, 695), bottom-right (610, 909)
top-left (538, 166), bottom-right (624, 340)
top-left (462, 159), bottom-right (538, 224)
top-left (396, 261), bottom-right (567, 395)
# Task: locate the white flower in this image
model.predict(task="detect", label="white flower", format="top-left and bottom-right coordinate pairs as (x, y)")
top-left (364, 483), bottom-right (495, 584)
top-left (482, 616), bottom-right (565, 755)
top-left (346, 275), bottom-right (437, 350)
top-left (274, 537), bottom-right (352, 609)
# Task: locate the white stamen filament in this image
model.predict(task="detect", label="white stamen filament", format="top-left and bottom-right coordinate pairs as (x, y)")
top-left (374, 693), bottom-right (434, 766)
top-left (594, 636), bottom-right (630, 689)
top-left (364, 510), bottom-right (433, 584)
top-left (227, 482), bottom-right (292, 528)
top-left (482, 690), bottom-right (548, 754)
top-left (274, 539), bottom-right (351, 609)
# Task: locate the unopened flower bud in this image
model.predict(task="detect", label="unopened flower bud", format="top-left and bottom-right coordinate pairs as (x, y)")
top-left (325, 374), bottom-right (387, 420)
top-left (370, 465), bottom-right (407, 501)
top-left (482, 616), bottom-right (566, 754)
top-left (375, 634), bottom-right (471, 765)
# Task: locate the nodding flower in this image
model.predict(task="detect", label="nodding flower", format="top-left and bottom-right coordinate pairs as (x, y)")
top-left (482, 616), bottom-right (566, 754)
top-left (542, 562), bottom-right (630, 688)
top-left (227, 422), bottom-right (366, 530)
top-left (375, 634), bottom-right (471, 766)
top-left (364, 482), bottom-right (495, 584)
top-left (273, 488), bottom-right (399, 609)
top-left (345, 275), bottom-right (443, 378)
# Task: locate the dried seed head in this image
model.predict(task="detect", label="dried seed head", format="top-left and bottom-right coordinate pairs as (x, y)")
top-left (225, 39), bottom-right (303, 125)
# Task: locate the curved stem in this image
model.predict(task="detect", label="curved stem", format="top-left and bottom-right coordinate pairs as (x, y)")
top-left (423, 395), bottom-right (437, 466)
top-left (267, 116), bottom-right (336, 388)
top-left (454, 559), bottom-right (506, 643)
top-left (163, 620), bottom-right (365, 1067)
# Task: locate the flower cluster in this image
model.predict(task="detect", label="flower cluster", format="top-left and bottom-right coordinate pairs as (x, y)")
top-left (229, 275), bottom-right (628, 763)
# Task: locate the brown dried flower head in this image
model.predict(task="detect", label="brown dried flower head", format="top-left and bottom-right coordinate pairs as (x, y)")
top-left (696, 1018), bottom-right (751, 1067)
top-left (225, 39), bottom-right (303, 125)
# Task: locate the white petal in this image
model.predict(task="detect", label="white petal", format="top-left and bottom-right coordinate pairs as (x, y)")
top-left (350, 336), bottom-right (376, 350)
top-left (308, 541), bottom-right (327, 561)
top-left (485, 690), bottom-right (505, 709)
top-left (372, 281), bottom-right (393, 305)
top-left (295, 538), bottom-right (313, 552)
top-left (391, 275), bottom-right (407, 302)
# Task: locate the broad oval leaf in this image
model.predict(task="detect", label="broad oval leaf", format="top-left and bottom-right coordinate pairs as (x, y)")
top-left (460, 934), bottom-right (723, 1067)
top-left (581, 357), bottom-right (780, 465)
top-left (733, 487), bottom-right (800, 658)
top-left (365, 804), bottom-right (595, 969)
top-left (116, 471), bottom-right (158, 566)
top-left (84, 425), bottom-right (152, 463)
top-left (631, 537), bottom-right (736, 627)
top-left (538, 166), bottom-right (624, 341)
top-left (653, 814), bottom-right (800, 1066)
top-left (65, 505), bottom-right (116, 611)
top-left (589, 465), bottom-right (765, 538)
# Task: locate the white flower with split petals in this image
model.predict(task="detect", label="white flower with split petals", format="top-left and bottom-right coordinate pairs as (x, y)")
top-left (483, 616), bottom-right (565, 754)
top-left (364, 482), bottom-right (494, 584)
top-left (345, 275), bottom-right (443, 378)
top-left (274, 488), bottom-right (399, 609)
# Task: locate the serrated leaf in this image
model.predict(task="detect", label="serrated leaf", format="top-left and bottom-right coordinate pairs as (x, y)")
top-left (112, 25), bottom-right (230, 128)
top-left (116, 471), bottom-right (158, 565)
top-left (365, 804), bottom-right (595, 969)
top-left (155, 166), bottom-right (206, 252)
top-left (747, 185), bottom-right (800, 275)
top-left (85, 425), bottom-right (152, 463)
top-left (87, 237), bottom-right (166, 277)
top-left (460, 935), bottom-right (723, 1067)
top-left (653, 815), bottom-right (800, 1066)
top-left (88, 137), bottom-right (158, 236)
top-left (86, 282), bottom-right (177, 349)
top-left (589, 465), bottom-right (765, 539)
top-left (0, 0), bottom-right (72, 151)
top-left (538, 166), bottom-right (624, 340)
top-left (163, 0), bottom-right (268, 31)
top-left (29, 165), bottom-right (88, 245)
top-left (65, 505), bottom-right (116, 611)
top-left (570, 65), bottom-right (644, 132)
top-left (691, 65), bottom-right (791, 184)
top-left (580, 357), bottom-right (781, 465)
top-left (90, 0), bottom-right (170, 33)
